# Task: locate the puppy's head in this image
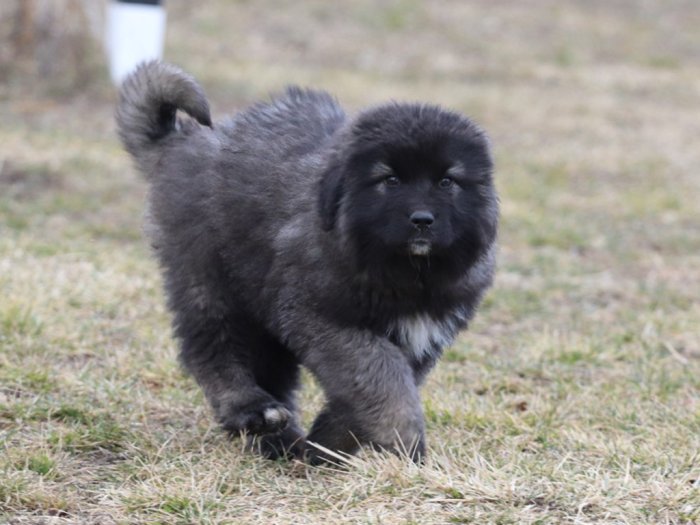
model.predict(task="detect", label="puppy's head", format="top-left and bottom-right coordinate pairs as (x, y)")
top-left (319, 103), bottom-right (498, 280)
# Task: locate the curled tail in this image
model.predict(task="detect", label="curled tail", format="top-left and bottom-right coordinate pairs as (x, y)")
top-left (116, 60), bottom-right (212, 175)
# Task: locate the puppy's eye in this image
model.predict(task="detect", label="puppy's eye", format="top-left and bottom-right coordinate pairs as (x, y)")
top-left (438, 177), bottom-right (454, 189)
top-left (384, 175), bottom-right (400, 187)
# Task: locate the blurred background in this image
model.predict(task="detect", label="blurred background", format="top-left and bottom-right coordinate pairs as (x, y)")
top-left (0, 1), bottom-right (698, 521)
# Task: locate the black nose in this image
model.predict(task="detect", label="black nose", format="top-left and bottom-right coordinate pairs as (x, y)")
top-left (410, 210), bottom-right (434, 228)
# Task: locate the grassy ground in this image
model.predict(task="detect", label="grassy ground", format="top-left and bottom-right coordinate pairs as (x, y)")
top-left (1, 1), bottom-right (699, 523)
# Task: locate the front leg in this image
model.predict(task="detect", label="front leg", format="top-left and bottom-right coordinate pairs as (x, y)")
top-left (293, 326), bottom-right (425, 464)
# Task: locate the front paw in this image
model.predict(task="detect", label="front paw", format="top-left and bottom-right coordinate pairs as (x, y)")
top-left (368, 433), bottom-right (426, 464)
top-left (247, 425), bottom-right (305, 460)
top-left (305, 399), bottom-right (426, 465)
top-left (304, 432), bottom-right (425, 465)
top-left (220, 402), bottom-right (292, 436)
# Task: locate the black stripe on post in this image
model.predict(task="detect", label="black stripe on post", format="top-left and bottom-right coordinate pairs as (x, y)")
top-left (117, 0), bottom-right (163, 5)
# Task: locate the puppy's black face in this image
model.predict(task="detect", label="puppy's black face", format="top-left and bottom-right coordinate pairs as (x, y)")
top-left (347, 139), bottom-right (492, 258)
top-left (322, 104), bottom-right (498, 284)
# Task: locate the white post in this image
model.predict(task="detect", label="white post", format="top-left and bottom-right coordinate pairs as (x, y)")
top-left (106, 0), bottom-right (166, 86)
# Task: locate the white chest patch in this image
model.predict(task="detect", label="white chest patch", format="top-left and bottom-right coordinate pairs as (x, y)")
top-left (389, 314), bottom-right (457, 360)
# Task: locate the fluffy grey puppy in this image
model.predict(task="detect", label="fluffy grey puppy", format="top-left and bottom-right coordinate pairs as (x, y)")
top-left (117, 61), bottom-right (498, 463)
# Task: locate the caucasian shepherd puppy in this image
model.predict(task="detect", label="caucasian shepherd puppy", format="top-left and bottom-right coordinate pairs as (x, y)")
top-left (117, 61), bottom-right (498, 464)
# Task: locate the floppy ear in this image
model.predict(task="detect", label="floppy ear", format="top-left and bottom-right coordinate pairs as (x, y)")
top-left (318, 158), bottom-right (345, 231)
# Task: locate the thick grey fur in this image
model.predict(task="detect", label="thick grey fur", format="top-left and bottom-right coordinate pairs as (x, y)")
top-left (116, 60), bottom-right (499, 463)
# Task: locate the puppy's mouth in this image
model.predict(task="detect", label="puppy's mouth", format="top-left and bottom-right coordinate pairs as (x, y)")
top-left (408, 239), bottom-right (432, 256)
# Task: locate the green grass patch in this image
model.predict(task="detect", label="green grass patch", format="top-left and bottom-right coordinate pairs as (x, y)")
top-left (0, 305), bottom-right (43, 338)
top-left (26, 454), bottom-right (57, 477)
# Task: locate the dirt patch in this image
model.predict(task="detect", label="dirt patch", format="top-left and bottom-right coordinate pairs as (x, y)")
top-left (0, 160), bottom-right (64, 200)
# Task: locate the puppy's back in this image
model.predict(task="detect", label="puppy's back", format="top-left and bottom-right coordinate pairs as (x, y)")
top-left (225, 87), bottom-right (346, 163)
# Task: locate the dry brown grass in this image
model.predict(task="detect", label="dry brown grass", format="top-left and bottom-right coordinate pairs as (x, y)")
top-left (1, 1), bottom-right (699, 523)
